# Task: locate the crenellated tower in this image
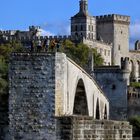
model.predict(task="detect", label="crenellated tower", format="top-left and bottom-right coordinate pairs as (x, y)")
top-left (71, 0), bottom-right (96, 41)
top-left (96, 14), bottom-right (130, 65)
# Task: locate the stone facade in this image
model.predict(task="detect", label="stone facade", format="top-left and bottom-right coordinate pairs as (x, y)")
top-left (96, 14), bottom-right (130, 65)
top-left (57, 116), bottom-right (132, 140)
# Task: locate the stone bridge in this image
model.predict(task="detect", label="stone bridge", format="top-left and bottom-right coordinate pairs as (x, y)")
top-left (8, 52), bottom-right (132, 140)
top-left (55, 53), bottom-right (109, 119)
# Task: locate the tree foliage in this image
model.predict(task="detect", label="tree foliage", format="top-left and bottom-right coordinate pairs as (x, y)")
top-left (0, 41), bottom-right (23, 95)
top-left (130, 82), bottom-right (140, 88)
top-left (60, 39), bottom-right (104, 67)
top-left (128, 116), bottom-right (140, 137)
top-left (0, 39), bottom-right (104, 95)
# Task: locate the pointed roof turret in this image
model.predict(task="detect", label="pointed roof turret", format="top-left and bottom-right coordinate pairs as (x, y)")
top-left (79, 0), bottom-right (88, 14)
top-left (73, 0), bottom-right (89, 17)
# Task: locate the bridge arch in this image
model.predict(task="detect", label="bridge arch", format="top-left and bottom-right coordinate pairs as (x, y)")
top-left (104, 104), bottom-right (107, 120)
top-left (95, 98), bottom-right (100, 119)
top-left (73, 79), bottom-right (89, 115)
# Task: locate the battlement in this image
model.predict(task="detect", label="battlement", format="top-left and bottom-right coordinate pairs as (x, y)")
top-left (96, 14), bottom-right (130, 24)
top-left (0, 34), bottom-right (74, 43)
top-left (121, 57), bottom-right (130, 71)
top-left (94, 66), bottom-right (122, 73)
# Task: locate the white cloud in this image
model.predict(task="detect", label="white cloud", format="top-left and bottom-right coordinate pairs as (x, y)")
top-left (130, 21), bottom-right (140, 39)
top-left (39, 28), bottom-right (54, 36)
top-left (130, 21), bottom-right (140, 49)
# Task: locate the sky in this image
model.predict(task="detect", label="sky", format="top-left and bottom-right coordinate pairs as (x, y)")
top-left (0, 0), bottom-right (140, 48)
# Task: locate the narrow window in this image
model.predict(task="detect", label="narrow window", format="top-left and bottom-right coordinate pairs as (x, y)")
top-left (75, 25), bottom-right (77, 31)
top-left (118, 45), bottom-right (121, 50)
top-left (81, 25), bottom-right (83, 31)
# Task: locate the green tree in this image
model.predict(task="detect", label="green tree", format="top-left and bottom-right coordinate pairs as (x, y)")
top-left (60, 39), bottom-right (104, 67)
top-left (128, 116), bottom-right (140, 137)
top-left (0, 42), bottom-right (23, 95)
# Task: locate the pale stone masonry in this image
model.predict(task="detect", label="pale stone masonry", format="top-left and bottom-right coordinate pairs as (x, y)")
top-left (57, 116), bottom-right (132, 140)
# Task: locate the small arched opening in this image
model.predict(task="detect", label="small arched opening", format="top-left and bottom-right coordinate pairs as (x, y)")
top-left (104, 105), bottom-right (107, 120)
top-left (73, 79), bottom-right (88, 115)
top-left (95, 99), bottom-right (100, 119)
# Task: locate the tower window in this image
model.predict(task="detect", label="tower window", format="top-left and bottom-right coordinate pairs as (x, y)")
top-left (88, 33), bottom-right (90, 39)
top-left (75, 32), bottom-right (78, 37)
top-left (108, 50), bottom-right (110, 56)
top-left (118, 45), bottom-right (121, 50)
top-left (81, 25), bottom-right (83, 31)
top-left (75, 25), bottom-right (78, 31)
top-left (88, 25), bottom-right (90, 31)
top-left (112, 84), bottom-right (116, 90)
top-left (92, 26), bottom-right (93, 31)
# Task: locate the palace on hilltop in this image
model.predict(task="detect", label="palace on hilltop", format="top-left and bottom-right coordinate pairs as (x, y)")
top-left (0, 0), bottom-right (140, 83)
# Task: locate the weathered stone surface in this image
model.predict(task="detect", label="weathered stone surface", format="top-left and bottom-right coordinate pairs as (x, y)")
top-left (56, 116), bottom-right (132, 140)
top-left (94, 66), bottom-right (128, 120)
top-left (8, 52), bottom-right (132, 140)
top-left (9, 53), bottom-right (56, 140)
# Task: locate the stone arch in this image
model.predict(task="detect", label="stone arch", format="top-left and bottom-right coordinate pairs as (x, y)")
top-left (73, 79), bottom-right (89, 115)
top-left (104, 104), bottom-right (107, 120)
top-left (95, 98), bottom-right (100, 119)
top-left (93, 94), bottom-right (94, 117)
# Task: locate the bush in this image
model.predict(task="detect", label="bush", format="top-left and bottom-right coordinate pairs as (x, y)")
top-left (130, 82), bottom-right (140, 88)
top-left (128, 116), bottom-right (140, 137)
top-left (60, 39), bottom-right (104, 67)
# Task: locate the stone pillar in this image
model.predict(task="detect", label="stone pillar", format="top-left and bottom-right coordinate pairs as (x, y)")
top-left (9, 53), bottom-right (56, 140)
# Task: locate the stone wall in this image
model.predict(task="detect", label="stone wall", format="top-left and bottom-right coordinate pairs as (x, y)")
top-left (56, 116), bottom-right (132, 140)
top-left (9, 53), bottom-right (56, 140)
top-left (127, 86), bottom-right (140, 118)
top-left (0, 94), bottom-right (9, 140)
top-left (93, 66), bottom-right (128, 120)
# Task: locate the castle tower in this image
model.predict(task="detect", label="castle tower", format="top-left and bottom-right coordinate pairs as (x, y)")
top-left (71, 0), bottom-right (96, 40)
top-left (96, 14), bottom-right (130, 65)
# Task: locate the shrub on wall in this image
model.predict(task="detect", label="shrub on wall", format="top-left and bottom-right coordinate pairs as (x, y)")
top-left (130, 82), bottom-right (140, 88)
top-left (128, 116), bottom-right (140, 137)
